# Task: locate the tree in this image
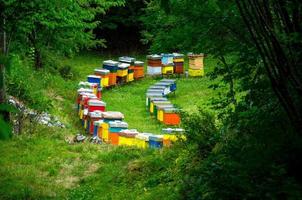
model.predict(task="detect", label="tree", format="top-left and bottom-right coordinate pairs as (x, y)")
top-left (235, 0), bottom-right (302, 134)
top-left (2, 0), bottom-right (124, 69)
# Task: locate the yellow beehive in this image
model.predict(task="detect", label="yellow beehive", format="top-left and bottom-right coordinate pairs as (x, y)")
top-left (189, 68), bottom-right (204, 77)
top-left (119, 136), bottom-right (127, 146)
top-left (163, 134), bottom-right (178, 142)
top-left (135, 133), bottom-right (150, 149)
top-left (79, 109), bottom-right (83, 119)
top-left (101, 77), bottom-right (109, 87)
top-left (162, 66), bottom-right (174, 74)
top-left (101, 122), bottom-right (109, 142)
top-left (158, 109), bottom-right (164, 121)
top-left (188, 54), bottom-right (204, 69)
top-left (150, 102), bottom-right (154, 113)
top-left (127, 73), bottom-right (134, 82)
top-left (135, 138), bottom-right (149, 149)
top-left (117, 69), bottom-right (128, 77)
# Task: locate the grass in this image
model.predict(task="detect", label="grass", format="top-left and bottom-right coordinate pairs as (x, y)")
top-left (0, 51), bottom-right (225, 199)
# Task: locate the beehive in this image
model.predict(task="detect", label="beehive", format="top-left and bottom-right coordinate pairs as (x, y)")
top-left (87, 75), bottom-right (102, 87)
top-left (146, 92), bottom-right (166, 109)
top-left (135, 133), bottom-right (152, 149)
top-left (133, 61), bottom-right (144, 79)
top-left (117, 63), bottom-right (129, 77)
top-left (127, 67), bottom-right (134, 82)
top-left (87, 99), bottom-right (106, 112)
top-left (103, 60), bottom-right (118, 86)
top-left (173, 53), bottom-right (185, 74)
top-left (159, 79), bottom-right (177, 92)
top-left (119, 56), bottom-right (136, 65)
top-left (162, 65), bottom-right (174, 74)
top-left (147, 54), bottom-right (162, 75)
top-left (88, 111), bottom-right (103, 135)
top-left (101, 122), bottom-right (109, 142)
top-left (149, 135), bottom-right (164, 149)
top-left (188, 53), bottom-right (204, 70)
top-left (108, 73), bottom-right (117, 86)
top-left (161, 53), bottom-right (174, 65)
top-left (102, 111), bottom-right (124, 122)
top-left (146, 97), bottom-right (168, 111)
top-left (156, 104), bottom-right (174, 122)
top-left (163, 108), bottom-right (181, 125)
top-left (94, 69), bottom-right (110, 87)
top-left (103, 60), bottom-right (119, 72)
top-left (119, 129), bottom-right (139, 146)
top-left (162, 128), bottom-right (185, 147)
top-left (188, 68), bottom-right (204, 77)
top-left (108, 121), bottom-right (128, 145)
top-left (152, 101), bottom-right (172, 116)
top-left (93, 120), bottom-right (103, 137)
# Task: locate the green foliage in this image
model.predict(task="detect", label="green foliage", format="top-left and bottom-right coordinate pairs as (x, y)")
top-left (6, 54), bottom-right (52, 111)
top-left (2, 0), bottom-right (125, 68)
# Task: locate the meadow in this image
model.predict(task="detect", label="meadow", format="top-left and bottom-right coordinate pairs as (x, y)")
top-left (0, 52), bottom-right (223, 199)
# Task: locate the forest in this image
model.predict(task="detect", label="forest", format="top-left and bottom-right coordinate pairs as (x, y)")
top-left (0, 0), bottom-right (302, 199)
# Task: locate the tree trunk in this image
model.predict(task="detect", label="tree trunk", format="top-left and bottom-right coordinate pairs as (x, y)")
top-left (0, 17), bottom-right (9, 121)
top-left (235, 0), bottom-right (302, 134)
top-left (34, 48), bottom-right (42, 69)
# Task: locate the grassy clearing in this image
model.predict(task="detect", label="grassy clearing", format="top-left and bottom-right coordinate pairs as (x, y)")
top-left (0, 52), bottom-right (224, 199)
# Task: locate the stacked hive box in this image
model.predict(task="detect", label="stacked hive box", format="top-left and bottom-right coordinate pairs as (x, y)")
top-left (75, 57), bottom-right (186, 149)
top-left (146, 79), bottom-right (181, 126)
top-left (117, 63), bottom-right (129, 85)
top-left (108, 121), bottom-right (128, 145)
top-left (161, 54), bottom-right (174, 75)
top-left (103, 60), bottom-right (119, 86)
top-left (147, 54), bottom-right (162, 75)
top-left (133, 61), bottom-right (144, 79)
top-left (188, 53), bottom-right (205, 77)
top-left (173, 53), bottom-right (184, 74)
top-left (94, 69), bottom-right (110, 87)
top-left (119, 56), bottom-right (135, 83)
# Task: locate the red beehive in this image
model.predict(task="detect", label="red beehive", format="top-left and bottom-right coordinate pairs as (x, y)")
top-left (88, 111), bottom-right (103, 134)
top-left (87, 99), bottom-right (106, 112)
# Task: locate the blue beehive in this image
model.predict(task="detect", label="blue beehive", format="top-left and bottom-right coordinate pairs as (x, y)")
top-left (87, 75), bottom-right (101, 86)
top-left (103, 60), bottom-right (119, 72)
top-left (160, 79), bottom-right (177, 92)
top-left (149, 135), bottom-right (164, 149)
top-left (108, 121), bottom-right (128, 133)
top-left (161, 54), bottom-right (174, 65)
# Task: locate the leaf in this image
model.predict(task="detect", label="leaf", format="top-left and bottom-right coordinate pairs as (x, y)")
top-left (0, 103), bottom-right (19, 113)
top-left (0, 118), bottom-right (12, 140)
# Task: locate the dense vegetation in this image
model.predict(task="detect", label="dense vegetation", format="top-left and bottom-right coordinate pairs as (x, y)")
top-left (1, 0), bottom-right (302, 199)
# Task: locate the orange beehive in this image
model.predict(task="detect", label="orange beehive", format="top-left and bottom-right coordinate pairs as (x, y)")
top-left (108, 73), bottom-right (117, 86)
top-left (163, 108), bottom-right (181, 125)
top-left (133, 61), bottom-right (144, 79)
top-left (109, 132), bottom-right (119, 145)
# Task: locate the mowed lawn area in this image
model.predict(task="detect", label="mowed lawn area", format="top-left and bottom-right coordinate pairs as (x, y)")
top-left (0, 52), bottom-right (224, 199)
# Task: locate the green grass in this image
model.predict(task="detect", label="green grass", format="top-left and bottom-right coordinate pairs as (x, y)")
top-left (0, 52), bottom-right (224, 199)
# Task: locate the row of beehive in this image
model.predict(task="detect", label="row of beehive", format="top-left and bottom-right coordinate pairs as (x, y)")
top-left (146, 79), bottom-right (181, 126)
top-left (76, 64), bottom-right (184, 149)
top-left (96, 56), bottom-right (145, 88)
top-left (147, 53), bottom-right (205, 77)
